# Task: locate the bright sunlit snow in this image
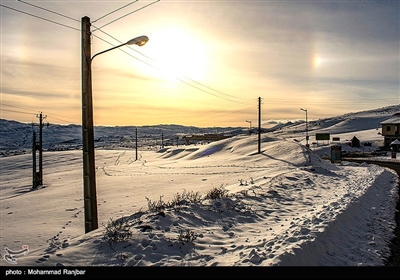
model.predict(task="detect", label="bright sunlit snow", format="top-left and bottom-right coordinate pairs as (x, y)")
top-left (1, 105), bottom-right (399, 268)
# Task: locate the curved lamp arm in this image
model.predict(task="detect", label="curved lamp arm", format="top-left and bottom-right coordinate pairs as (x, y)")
top-left (91, 35), bottom-right (149, 61)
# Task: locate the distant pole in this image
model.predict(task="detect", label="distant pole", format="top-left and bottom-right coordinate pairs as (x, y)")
top-left (245, 120), bottom-right (251, 134)
top-left (32, 131), bottom-right (37, 189)
top-left (135, 127), bottom-right (138, 160)
top-left (37, 112), bottom-right (47, 186)
top-left (82, 16), bottom-right (98, 234)
top-left (39, 113), bottom-right (43, 186)
top-left (161, 133), bottom-right (164, 148)
top-left (306, 110), bottom-right (309, 148)
top-left (300, 108), bottom-right (309, 148)
top-left (258, 97), bottom-right (261, 154)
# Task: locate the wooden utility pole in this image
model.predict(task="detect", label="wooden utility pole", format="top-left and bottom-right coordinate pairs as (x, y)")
top-left (32, 112), bottom-right (47, 189)
top-left (32, 131), bottom-right (38, 189)
top-left (135, 127), bottom-right (138, 160)
top-left (38, 112), bottom-right (46, 186)
top-left (80, 16), bottom-right (149, 234)
top-left (82, 16), bottom-right (98, 233)
top-left (258, 97), bottom-right (261, 154)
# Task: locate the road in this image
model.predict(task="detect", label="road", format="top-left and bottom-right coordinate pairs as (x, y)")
top-left (343, 157), bottom-right (400, 266)
top-left (343, 158), bottom-right (400, 176)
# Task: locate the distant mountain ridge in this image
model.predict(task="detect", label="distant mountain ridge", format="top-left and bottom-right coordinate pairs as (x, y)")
top-left (1, 104), bottom-right (399, 156)
top-left (0, 120), bottom-right (245, 155)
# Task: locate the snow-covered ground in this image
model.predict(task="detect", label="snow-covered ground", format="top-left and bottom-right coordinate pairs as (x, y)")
top-left (1, 105), bottom-right (400, 277)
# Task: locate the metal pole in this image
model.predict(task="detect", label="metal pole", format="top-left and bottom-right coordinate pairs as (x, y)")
top-left (301, 108), bottom-right (309, 148)
top-left (305, 110), bottom-right (309, 148)
top-left (82, 16), bottom-right (98, 233)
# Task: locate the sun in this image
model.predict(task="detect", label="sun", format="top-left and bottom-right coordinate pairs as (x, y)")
top-left (313, 55), bottom-right (323, 69)
top-left (145, 27), bottom-right (209, 81)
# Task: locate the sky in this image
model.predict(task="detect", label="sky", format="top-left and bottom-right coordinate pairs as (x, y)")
top-left (1, 105), bottom-right (400, 278)
top-left (0, 0), bottom-right (399, 128)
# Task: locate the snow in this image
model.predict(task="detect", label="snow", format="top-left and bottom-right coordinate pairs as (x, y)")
top-left (1, 105), bottom-right (400, 277)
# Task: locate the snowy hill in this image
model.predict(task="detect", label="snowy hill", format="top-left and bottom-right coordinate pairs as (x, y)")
top-left (0, 104), bottom-right (400, 271)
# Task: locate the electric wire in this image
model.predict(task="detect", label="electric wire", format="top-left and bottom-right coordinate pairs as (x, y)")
top-left (185, 78), bottom-right (250, 101)
top-left (92, 1), bottom-right (138, 23)
top-left (264, 97), bottom-right (400, 105)
top-left (1, 103), bottom-right (77, 124)
top-left (3, 3), bottom-right (396, 125)
top-left (1, 108), bottom-right (36, 116)
top-left (94, 28), bottom-right (253, 103)
top-left (92, 0), bottom-right (160, 32)
top-left (46, 115), bottom-right (76, 124)
top-left (91, 33), bottom-right (250, 104)
top-left (16, 0), bottom-right (80, 22)
top-left (0, 4), bottom-right (80, 31)
top-left (1, 103), bottom-right (39, 114)
top-left (91, 33), bottom-right (153, 68)
top-left (176, 104), bottom-right (256, 125)
top-left (177, 78), bottom-right (252, 104)
top-left (1, 5), bottom-right (253, 125)
top-left (3, 1), bottom-right (255, 105)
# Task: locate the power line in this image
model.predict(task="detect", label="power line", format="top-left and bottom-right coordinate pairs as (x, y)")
top-left (92, 0), bottom-right (160, 32)
top-left (265, 98), bottom-right (400, 105)
top-left (93, 29), bottom-right (253, 104)
top-left (177, 77), bottom-right (251, 104)
top-left (92, 1), bottom-right (138, 23)
top-left (2, 2), bottom-right (256, 125)
top-left (185, 78), bottom-right (250, 101)
top-left (178, 104), bottom-right (256, 125)
top-left (1, 103), bottom-right (38, 113)
top-left (1, 108), bottom-right (36, 116)
top-left (1, 103), bottom-right (77, 123)
top-left (91, 33), bottom-right (154, 67)
top-left (16, 0), bottom-right (80, 22)
top-left (0, 4), bottom-right (80, 31)
top-left (46, 115), bottom-right (76, 124)
top-left (2, 1), bottom-right (253, 105)
top-left (92, 34), bottom-right (236, 102)
top-left (94, 28), bottom-right (155, 61)
top-left (6, 2), bottom-right (391, 120)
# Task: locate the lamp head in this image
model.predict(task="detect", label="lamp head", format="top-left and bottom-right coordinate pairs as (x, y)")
top-left (126, 36), bottom-right (149, 47)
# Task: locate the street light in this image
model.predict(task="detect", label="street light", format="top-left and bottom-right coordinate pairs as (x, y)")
top-left (245, 120), bottom-right (252, 135)
top-left (300, 108), bottom-right (309, 148)
top-left (91, 36), bottom-right (149, 60)
top-left (245, 120), bottom-right (252, 129)
top-left (81, 16), bottom-right (148, 233)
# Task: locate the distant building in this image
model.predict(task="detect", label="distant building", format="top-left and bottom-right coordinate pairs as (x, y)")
top-left (185, 134), bottom-right (230, 145)
top-left (380, 112), bottom-right (400, 148)
top-left (390, 139), bottom-right (400, 152)
top-left (350, 136), bottom-right (360, 148)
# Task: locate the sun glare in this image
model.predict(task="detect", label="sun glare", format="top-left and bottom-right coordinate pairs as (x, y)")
top-left (313, 55), bottom-right (323, 69)
top-left (146, 28), bottom-right (209, 82)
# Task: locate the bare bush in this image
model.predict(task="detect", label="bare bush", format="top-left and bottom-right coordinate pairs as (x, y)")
top-left (178, 228), bottom-right (197, 244)
top-left (204, 186), bottom-right (230, 200)
top-left (146, 190), bottom-right (204, 213)
top-left (170, 189), bottom-right (203, 206)
top-left (102, 217), bottom-right (133, 250)
top-left (146, 196), bottom-right (167, 212)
